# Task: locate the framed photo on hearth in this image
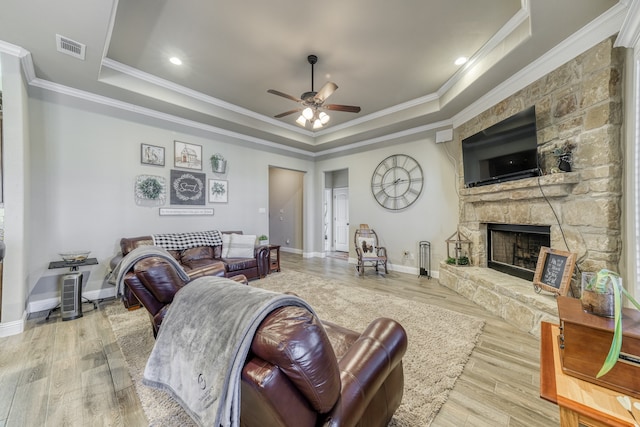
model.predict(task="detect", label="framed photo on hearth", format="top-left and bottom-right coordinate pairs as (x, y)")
top-left (174, 140), bottom-right (202, 170)
top-left (532, 247), bottom-right (576, 296)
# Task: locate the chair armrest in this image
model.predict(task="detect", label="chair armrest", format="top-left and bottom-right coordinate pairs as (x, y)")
top-left (322, 318), bottom-right (407, 426)
top-left (376, 246), bottom-right (387, 257)
top-left (254, 245), bottom-right (270, 278)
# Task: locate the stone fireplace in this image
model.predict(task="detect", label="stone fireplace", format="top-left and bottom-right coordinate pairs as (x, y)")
top-left (487, 223), bottom-right (550, 280)
top-left (437, 37), bottom-right (624, 336)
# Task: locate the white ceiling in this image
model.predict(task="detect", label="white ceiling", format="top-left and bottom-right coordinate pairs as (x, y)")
top-left (0, 0), bottom-right (626, 154)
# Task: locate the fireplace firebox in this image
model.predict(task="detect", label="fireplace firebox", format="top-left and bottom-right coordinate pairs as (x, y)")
top-left (487, 223), bottom-right (550, 280)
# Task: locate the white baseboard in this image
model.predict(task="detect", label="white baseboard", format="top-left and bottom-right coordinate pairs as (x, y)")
top-left (27, 287), bottom-right (117, 314)
top-left (0, 311), bottom-right (27, 337)
top-left (346, 257), bottom-right (439, 278)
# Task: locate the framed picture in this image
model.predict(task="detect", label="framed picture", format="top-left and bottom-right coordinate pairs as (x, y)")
top-left (208, 179), bottom-right (228, 203)
top-left (174, 140), bottom-right (202, 170)
top-left (532, 247), bottom-right (577, 296)
top-left (170, 169), bottom-right (206, 205)
top-left (141, 143), bottom-right (165, 166)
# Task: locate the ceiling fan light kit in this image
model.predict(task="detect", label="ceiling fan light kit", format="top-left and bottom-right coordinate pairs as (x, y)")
top-left (268, 54), bottom-right (361, 130)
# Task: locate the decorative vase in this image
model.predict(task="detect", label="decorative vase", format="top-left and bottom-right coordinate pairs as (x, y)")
top-left (558, 158), bottom-right (572, 172)
top-left (210, 154), bottom-right (227, 174)
top-left (581, 272), bottom-right (615, 318)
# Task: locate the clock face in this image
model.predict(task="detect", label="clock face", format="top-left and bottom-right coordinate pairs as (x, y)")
top-left (371, 154), bottom-right (424, 210)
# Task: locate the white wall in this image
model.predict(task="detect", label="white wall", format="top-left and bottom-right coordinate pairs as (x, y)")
top-left (314, 135), bottom-right (459, 276)
top-left (0, 52), bottom-right (30, 330)
top-left (25, 89), bottom-right (314, 307)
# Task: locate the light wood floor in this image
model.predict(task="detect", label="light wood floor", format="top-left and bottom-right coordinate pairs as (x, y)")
top-left (0, 253), bottom-right (560, 426)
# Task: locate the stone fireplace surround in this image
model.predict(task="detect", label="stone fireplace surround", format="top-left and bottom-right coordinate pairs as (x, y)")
top-left (438, 37), bottom-right (624, 337)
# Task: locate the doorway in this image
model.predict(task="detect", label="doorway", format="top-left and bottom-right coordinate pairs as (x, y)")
top-left (323, 169), bottom-right (349, 257)
top-left (268, 167), bottom-right (304, 251)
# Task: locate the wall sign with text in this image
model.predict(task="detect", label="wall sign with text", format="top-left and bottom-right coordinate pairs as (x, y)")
top-left (532, 247), bottom-right (577, 296)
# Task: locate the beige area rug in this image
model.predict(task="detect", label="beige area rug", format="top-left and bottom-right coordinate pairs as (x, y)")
top-left (106, 270), bottom-right (485, 426)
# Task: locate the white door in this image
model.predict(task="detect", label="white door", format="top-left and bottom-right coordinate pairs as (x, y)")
top-left (334, 188), bottom-right (349, 252)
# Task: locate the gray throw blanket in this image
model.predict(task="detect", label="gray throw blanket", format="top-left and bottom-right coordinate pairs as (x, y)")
top-left (110, 246), bottom-right (190, 296)
top-left (142, 276), bottom-right (314, 427)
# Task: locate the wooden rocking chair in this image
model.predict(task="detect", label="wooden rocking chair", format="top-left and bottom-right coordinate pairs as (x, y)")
top-left (354, 224), bottom-right (388, 276)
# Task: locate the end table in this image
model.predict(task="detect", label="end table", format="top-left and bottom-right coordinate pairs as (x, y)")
top-left (268, 245), bottom-right (281, 273)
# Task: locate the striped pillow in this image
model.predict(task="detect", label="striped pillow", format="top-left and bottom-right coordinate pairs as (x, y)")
top-left (226, 234), bottom-right (256, 258)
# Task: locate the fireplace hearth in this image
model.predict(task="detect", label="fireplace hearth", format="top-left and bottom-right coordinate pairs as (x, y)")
top-left (487, 223), bottom-right (550, 280)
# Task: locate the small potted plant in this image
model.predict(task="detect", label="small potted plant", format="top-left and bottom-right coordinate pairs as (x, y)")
top-left (552, 141), bottom-right (576, 172)
top-left (258, 234), bottom-right (269, 246)
top-left (446, 256), bottom-right (469, 266)
top-left (582, 269), bottom-right (640, 378)
top-left (210, 153), bottom-right (227, 173)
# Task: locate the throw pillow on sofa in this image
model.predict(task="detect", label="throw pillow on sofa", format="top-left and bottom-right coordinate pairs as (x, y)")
top-left (221, 233), bottom-right (231, 258)
top-left (226, 233), bottom-right (256, 258)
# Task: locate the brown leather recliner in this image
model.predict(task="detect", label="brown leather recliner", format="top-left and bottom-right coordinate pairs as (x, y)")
top-left (127, 258), bottom-right (408, 426)
top-left (242, 306), bottom-right (407, 427)
top-left (124, 256), bottom-right (247, 336)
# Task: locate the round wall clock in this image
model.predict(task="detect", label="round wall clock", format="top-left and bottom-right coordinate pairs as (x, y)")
top-left (371, 154), bottom-right (424, 210)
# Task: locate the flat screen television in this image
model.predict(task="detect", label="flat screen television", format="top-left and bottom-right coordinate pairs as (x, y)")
top-left (462, 106), bottom-right (540, 187)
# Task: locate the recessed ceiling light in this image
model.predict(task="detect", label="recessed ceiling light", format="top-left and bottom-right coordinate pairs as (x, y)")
top-left (169, 57), bottom-right (182, 65)
top-left (455, 57), bottom-right (468, 66)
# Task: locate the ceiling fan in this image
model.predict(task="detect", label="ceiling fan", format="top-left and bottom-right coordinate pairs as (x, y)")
top-left (268, 55), bottom-right (361, 128)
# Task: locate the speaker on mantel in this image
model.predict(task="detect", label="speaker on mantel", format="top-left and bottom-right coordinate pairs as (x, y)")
top-left (60, 272), bottom-right (83, 321)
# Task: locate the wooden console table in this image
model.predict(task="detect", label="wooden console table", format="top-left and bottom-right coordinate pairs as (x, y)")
top-left (540, 321), bottom-right (639, 426)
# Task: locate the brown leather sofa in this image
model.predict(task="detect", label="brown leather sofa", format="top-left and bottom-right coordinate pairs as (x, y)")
top-left (127, 257), bottom-right (408, 426)
top-left (111, 230), bottom-right (270, 309)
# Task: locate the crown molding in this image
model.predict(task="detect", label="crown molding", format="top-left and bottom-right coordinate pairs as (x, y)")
top-left (29, 77), bottom-right (315, 157)
top-left (438, 1), bottom-right (531, 98)
top-left (615, 0), bottom-right (640, 49)
top-left (315, 119), bottom-right (453, 156)
top-left (451, 1), bottom-right (629, 128)
top-left (0, 40), bottom-right (27, 57)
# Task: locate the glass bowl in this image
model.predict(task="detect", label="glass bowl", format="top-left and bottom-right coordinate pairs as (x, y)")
top-left (59, 251), bottom-right (91, 262)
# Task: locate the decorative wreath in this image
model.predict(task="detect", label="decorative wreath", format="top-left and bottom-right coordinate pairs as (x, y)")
top-left (173, 173), bottom-right (204, 201)
top-left (138, 177), bottom-right (162, 199)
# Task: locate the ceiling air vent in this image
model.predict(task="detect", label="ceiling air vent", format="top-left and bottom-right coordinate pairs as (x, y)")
top-left (56, 34), bottom-right (86, 60)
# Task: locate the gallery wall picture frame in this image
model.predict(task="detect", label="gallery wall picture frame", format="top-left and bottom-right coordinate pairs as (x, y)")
top-left (174, 140), bottom-right (202, 170)
top-left (170, 169), bottom-right (206, 205)
top-left (208, 179), bottom-right (228, 203)
top-left (141, 143), bottom-right (165, 166)
top-left (134, 175), bottom-right (166, 206)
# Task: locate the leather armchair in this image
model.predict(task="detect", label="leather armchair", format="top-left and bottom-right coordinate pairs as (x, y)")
top-left (125, 257), bottom-right (247, 336)
top-left (242, 305), bottom-right (408, 427)
top-left (127, 258), bottom-right (408, 425)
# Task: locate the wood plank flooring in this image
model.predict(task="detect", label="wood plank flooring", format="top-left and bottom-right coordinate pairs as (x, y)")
top-left (0, 253), bottom-right (560, 426)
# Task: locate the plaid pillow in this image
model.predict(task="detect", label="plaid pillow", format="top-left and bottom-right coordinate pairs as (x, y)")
top-left (152, 230), bottom-right (223, 251)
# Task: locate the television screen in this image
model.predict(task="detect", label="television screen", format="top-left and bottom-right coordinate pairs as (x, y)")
top-left (462, 106), bottom-right (540, 187)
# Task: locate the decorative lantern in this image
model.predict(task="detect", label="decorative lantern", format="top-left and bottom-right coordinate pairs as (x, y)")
top-left (446, 229), bottom-right (471, 266)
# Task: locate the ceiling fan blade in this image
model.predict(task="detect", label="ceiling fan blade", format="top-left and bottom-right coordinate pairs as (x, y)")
top-left (267, 89), bottom-right (302, 103)
top-left (324, 104), bottom-right (361, 113)
top-left (274, 109), bottom-right (301, 118)
top-left (314, 82), bottom-right (338, 103)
